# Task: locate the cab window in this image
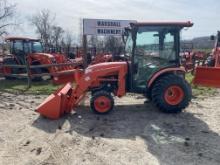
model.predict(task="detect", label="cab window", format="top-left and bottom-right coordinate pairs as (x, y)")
top-left (13, 40), bottom-right (23, 54)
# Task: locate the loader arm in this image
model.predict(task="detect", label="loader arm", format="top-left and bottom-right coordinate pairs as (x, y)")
top-left (36, 62), bottom-right (128, 119)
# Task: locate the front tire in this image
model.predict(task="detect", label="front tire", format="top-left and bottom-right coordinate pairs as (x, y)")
top-left (90, 91), bottom-right (114, 114)
top-left (152, 74), bottom-right (192, 113)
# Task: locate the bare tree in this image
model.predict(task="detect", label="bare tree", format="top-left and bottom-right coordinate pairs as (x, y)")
top-left (0, 0), bottom-right (16, 36)
top-left (31, 10), bottom-right (68, 52)
top-left (87, 36), bottom-right (107, 54)
top-left (51, 25), bottom-right (64, 51)
top-left (88, 36), bottom-right (98, 48)
top-left (104, 36), bottom-right (123, 55)
top-left (63, 31), bottom-right (74, 57)
top-left (31, 9), bottom-right (55, 50)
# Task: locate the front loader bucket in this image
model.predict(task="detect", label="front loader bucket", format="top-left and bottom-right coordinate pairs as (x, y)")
top-left (193, 66), bottom-right (220, 88)
top-left (36, 83), bottom-right (73, 119)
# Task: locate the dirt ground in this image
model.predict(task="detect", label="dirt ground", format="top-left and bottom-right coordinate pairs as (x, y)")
top-left (0, 91), bottom-right (220, 165)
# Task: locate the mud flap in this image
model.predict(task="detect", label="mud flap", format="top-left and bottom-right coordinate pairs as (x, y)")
top-left (193, 66), bottom-right (220, 88)
top-left (35, 83), bottom-right (73, 119)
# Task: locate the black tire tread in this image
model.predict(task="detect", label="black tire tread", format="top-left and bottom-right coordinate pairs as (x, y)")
top-left (152, 74), bottom-right (192, 113)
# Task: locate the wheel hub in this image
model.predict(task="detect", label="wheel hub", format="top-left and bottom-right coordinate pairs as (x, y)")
top-left (94, 96), bottom-right (111, 113)
top-left (164, 85), bottom-right (184, 105)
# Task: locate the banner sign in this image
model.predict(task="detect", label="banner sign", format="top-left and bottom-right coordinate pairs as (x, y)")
top-left (83, 19), bottom-right (137, 36)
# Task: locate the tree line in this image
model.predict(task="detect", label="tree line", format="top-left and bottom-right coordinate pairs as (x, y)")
top-left (0, 0), bottom-right (124, 57)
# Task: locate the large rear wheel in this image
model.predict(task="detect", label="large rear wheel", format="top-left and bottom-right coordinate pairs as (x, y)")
top-left (152, 74), bottom-right (192, 113)
top-left (90, 91), bottom-right (114, 114)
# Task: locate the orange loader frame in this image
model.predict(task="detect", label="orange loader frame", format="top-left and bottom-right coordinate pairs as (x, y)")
top-left (36, 62), bottom-right (127, 119)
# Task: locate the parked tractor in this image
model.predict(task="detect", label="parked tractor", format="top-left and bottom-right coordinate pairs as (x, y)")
top-left (193, 31), bottom-right (220, 87)
top-left (180, 42), bottom-right (208, 73)
top-left (36, 21), bottom-right (193, 119)
top-left (1, 37), bottom-right (83, 83)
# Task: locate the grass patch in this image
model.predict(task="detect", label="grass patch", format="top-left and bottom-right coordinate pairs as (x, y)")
top-left (0, 79), bottom-right (60, 95)
top-left (193, 48), bottom-right (212, 54)
top-left (0, 74), bottom-right (217, 97)
top-left (186, 74), bottom-right (217, 97)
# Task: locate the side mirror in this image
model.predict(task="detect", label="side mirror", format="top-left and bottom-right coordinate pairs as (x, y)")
top-left (210, 35), bottom-right (215, 41)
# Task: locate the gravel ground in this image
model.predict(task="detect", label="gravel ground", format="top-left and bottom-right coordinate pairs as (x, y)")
top-left (0, 91), bottom-right (220, 165)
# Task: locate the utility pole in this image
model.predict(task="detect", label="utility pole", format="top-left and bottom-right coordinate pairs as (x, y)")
top-left (83, 34), bottom-right (88, 68)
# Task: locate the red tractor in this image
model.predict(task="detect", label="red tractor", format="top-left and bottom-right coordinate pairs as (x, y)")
top-left (36, 21), bottom-right (193, 119)
top-left (180, 42), bottom-right (208, 73)
top-left (1, 37), bottom-right (83, 83)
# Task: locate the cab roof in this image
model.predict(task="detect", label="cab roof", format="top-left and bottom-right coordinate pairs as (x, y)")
top-left (5, 37), bottom-right (40, 42)
top-left (130, 21), bottom-right (193, 28)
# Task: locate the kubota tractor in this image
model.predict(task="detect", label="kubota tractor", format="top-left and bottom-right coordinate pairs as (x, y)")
top-left (193, 31), bottom-right (220, 87)
top-left (2, 37), bottom-right (83, 83)
top-left (36, 21), bottom-right (193, 119)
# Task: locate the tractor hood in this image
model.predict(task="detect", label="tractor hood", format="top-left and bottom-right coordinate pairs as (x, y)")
top-left (30, 53), bottom-right (54, 59)
top-left (30, 53), bottom-right (68, 63)
top-left (85, 62), bottom-right (128, 74)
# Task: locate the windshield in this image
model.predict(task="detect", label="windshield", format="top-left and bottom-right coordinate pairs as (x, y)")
top-left (135, 26), bottom-right (177, 62)
top-left (32, 41), bottom-right (43, 53)
top-left (13, 40), bottom-right (23, 54)
top-left (132, 26), bottom-right (179, 90)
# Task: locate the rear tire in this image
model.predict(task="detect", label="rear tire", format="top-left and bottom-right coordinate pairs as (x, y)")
top-left (90, 91), bottom-right (114, 114)
top-left (3, 58), bottom-right (18, 80)
top-left (152, 74), bottom-right (192, 113)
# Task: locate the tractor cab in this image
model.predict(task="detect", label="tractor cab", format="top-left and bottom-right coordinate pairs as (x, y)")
top-left (124, 22), bottom-right (193, 92)
top-left (5, 37), bottom-right (43, 65)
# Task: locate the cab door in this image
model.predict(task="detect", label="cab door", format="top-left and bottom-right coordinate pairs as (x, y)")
top-left (132, 27), bottom-right (178, 92)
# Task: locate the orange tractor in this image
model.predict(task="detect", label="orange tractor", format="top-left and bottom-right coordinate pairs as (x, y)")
top-left (180, 51), bottom-right (207, 73)
top-left (193, 31), bottom-right (220, 87)
top-left (1, 37), bottom-right (83, 84)
top-left (36, 21), bottom-right (193, 119)
top-left (1, 37), bottom-right (115, 84)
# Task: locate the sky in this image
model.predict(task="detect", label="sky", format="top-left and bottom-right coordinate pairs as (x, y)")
top-left (8, 0), bottom-right (220, 41)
